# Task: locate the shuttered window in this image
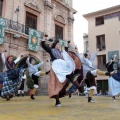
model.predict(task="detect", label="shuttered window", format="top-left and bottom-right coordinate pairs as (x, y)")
top-left (55, 24), bottom-right (63, 40)
top-left (25, 12), bottom-right (37, 34)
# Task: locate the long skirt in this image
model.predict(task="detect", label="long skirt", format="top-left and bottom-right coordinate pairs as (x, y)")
top-left (52, 50), bottom-right (75, 83)
top-left (108, 77), bottom-right (120, 96)
top-left (1, 68), bottom-right (24, 97)
top-left (48, 69), bottom-right (68, 98)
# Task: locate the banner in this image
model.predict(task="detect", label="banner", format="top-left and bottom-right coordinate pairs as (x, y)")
top-left (59, 39), bottom-right (68, 50)
top-left (28, 28), bottom-right (41, 51)
top-left (0, 18), bottom-right (6, 44)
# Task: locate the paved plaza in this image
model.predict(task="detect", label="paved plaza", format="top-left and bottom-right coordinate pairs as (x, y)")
top-left (0, 95), bottom-right (120, 120)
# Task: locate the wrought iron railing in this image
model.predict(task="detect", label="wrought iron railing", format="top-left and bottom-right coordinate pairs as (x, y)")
top-left (5, 19), bottom-right (43, 38)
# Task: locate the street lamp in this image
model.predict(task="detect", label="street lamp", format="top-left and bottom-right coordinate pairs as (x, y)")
top-left (15, 6), bottom-right (19, 23)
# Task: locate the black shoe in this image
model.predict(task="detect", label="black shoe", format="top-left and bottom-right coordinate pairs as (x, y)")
top-left (112, 96), bottom-right (116, 100)
top-left (22, 94), bottom-right (24, 97)
top-left (17, 94), bottom-right (20, 97)
top-left (55, 100), bottom-right (62, 107)
top-left (69, 94), bottom-right (72, 98)
top-left (46, 70), bottom-right (50, 75)
top-left (6, 96), bottom-right (10, 101)
top-left (9, 95), bottom-right (13, 98)
top-left (30, 94), bottom-right (35, 100)
top-left (88, 97), bottom-right (95, 103)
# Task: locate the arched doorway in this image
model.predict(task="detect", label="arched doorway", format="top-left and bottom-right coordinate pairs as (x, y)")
top-left (17, 55), bottom-right (40, 92)
top-left (17, 55), bottom-right (39, 68)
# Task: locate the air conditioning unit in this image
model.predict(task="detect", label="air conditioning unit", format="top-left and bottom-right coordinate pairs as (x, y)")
top-left (13, 34), bottom-right (20, 38)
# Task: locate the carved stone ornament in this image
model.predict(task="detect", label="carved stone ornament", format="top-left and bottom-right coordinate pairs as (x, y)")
top-left (24, 0), bottom-right (41, 13)
top-left (55, 15), bottom-right (66, 24)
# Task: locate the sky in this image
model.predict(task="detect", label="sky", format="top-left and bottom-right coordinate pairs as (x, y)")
top-left (73, 0), bottom-right (120, 53)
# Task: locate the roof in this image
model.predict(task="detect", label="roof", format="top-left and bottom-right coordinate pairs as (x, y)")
top-left (83, 4), bottom-right (120, 19)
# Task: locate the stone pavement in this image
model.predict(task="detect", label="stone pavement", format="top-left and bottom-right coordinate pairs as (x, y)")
top-left (0, 95), bottom-right (120, 120)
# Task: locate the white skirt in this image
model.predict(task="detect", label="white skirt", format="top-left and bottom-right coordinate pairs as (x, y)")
top-left (52, 50), bottom-right (75, 83)
top-left (108, 77), bottom-right (120, 96)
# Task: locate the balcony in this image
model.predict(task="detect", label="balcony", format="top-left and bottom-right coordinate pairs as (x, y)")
top-left (5, 19), bottom-right (43, 38)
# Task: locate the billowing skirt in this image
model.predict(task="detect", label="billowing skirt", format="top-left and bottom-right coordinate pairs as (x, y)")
top-left (52, 50), bottom-right (75, 83)
top-left (0, 68), bottom-right (24, 97)
top-left (108, 77), bottom-right (120, 96)
top-left (48, 68), bottom-right (68, 98)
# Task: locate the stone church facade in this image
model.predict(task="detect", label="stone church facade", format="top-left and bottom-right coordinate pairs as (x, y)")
top-left (0, 0), bottom-right (76, 94)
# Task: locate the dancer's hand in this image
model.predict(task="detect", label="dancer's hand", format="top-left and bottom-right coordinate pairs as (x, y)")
top-left (21, 55), bottom-right (23, 57)
top-left (41, 33), bottom-right (48, 41)
top-left (113, 53), bottom-right (117, 58)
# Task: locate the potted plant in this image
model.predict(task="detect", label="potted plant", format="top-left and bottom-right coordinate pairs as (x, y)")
top-left (26, 75), bottom-right (34, 96)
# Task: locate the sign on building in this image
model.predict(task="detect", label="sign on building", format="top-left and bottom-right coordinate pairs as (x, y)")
top-left (0, 18), bottom-right (6, 44)
top-left (59, 39), bottom-right (68, 50)
top-left (28, 28), bottom-right (41, 51)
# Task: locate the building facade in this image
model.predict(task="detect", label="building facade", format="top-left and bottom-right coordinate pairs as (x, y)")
top-left (83, 5), bottom-right (120, 94)
top-left (0, 0), bottom-right (76, 94)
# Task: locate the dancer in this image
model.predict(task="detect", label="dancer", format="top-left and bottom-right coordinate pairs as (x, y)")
top-left (26, 54), bottom-right (50, 100)
top-left (41, 35), bottom-right (83, 106)
top-left (106, 54), bottom-right (117, 73)
top-left (17, 73), bottom-right (26, 97)
top-left (106, 54), bottom-right (119, 100)
top-left (75, 48), bottom-right (110, 103)
top-left (0, 48), bottom-right (25, 100)
top-left (65, 46), bottom-right (84, 98)
top-left (108, 61), bottom-right (120, 100)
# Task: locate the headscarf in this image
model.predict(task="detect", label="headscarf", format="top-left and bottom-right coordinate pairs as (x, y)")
top-left (51, 40), bottom-right (59, 48)
top-left (5, 55), bottom-right (16, 70)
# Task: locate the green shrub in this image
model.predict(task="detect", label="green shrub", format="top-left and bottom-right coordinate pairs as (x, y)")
top-left (26, 75), bottom-right (34, 89)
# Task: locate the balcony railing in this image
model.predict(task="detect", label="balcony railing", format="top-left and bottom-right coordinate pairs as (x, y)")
top-left (5, 19), bottom-right (43, 38)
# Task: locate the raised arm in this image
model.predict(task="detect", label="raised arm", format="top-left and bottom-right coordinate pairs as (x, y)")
top-left (75, 48), bottom-right (84, 63)
top-left (90, 52), bottom-right (97, 62)
top-left (35, 61), bottom-right (44, 68)
top-left (41, 41), bottom-right (51, 54)
top-left (14, 56), bottom-right (21, 64)
top-left (26, 55), bottom-right (31, 67)
top-left (1, 52), bottom-right (7, 71)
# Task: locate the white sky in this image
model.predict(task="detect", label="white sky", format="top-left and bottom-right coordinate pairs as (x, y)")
top-left (73, 0), bottom-right (120, 53)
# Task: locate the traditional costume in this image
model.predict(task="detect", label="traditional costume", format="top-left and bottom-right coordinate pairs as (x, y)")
top-left (26, 56), bottom-right (49, 100)
top-left (108, 62), bottom-right (120, 100)
top-left (0, 52), bottom-right (24, 100)
top-left (66, 49), bottom-right (84, 98)
top-left (76, 51), bottom-right (110, 102)
top-left (17, 74), bottom-right (26, 97)
top-left (41, 40), bottom-right (76, 106)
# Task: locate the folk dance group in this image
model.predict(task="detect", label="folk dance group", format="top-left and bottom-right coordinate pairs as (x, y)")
top-left (0, 36), bottom-right (120, 107)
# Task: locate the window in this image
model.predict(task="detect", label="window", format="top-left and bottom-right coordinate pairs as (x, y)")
top-left (25, 12), bottom-right (37, 34)
top-left (105, 12), bottom-right (118, 20)
top-left (104, 14), bottom-right (112, 20)
top-left (97, 55), bottom-right (106, 70)
top-left (96, 35), bottom-right (105, 51)
top-left (0, 0), bottom-right (3, 17)
top-left (55, 24), bottom-right (63, 40)
top-left (95, 16), bottom-right (104, 26)
top-left (112, 12), bottom-right (118, 18)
